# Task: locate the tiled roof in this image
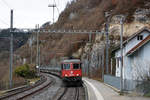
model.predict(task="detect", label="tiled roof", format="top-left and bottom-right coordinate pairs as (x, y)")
top-left (126, 35), bottom-right (150, 56)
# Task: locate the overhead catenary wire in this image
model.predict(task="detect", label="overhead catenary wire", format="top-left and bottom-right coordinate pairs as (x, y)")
top-left (11, 28), bottom-right (104, 34)
top-left (0, 0), bottom-right (14, 28)
top-left (0, 17), bottom-right (9, 26)
top-left (0, 0), bottom-right (11, 27)
top-left (0, 0), bottom-right (11, 9)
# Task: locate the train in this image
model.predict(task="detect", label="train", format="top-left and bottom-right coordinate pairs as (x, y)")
top-left (61, 59), bottom-right (82, 82)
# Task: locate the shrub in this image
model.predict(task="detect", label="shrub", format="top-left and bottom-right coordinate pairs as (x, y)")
top-left (15, 64), bottom-right (36, 79)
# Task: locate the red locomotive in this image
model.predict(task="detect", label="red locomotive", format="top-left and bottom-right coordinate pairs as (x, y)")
top-left (61, 59), bottom-right (82, 82)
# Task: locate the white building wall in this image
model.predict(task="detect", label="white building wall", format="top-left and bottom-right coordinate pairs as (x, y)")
top-left (130, 41), bottom-right (150, 80)
top-left (115, 31), bottom-right (150, 80)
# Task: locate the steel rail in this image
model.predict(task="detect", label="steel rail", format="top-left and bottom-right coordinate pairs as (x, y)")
top-left (0, 74), bottom-right (52, 100)
top-left (17, 76), bottom-right (55, 100)
top-left (74, 87), bottom-right (79, 100)
top-left (57, 87), bottom-right (80, 100)
top-left (0, 75), bottom-right (46, 99)
top-left (57, 87), bottom-right (68, 100)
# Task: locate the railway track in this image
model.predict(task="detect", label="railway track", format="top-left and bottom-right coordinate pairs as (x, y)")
top-left (74, 87), bottom-right (79, 100)
top-left (0, 73), bottom-right (54, 100)
top-left (56, 86), bottom-right (81, 100)
top-left (0, 71), bottom-right (86, 100)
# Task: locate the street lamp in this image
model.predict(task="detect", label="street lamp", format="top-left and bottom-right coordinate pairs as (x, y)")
top-left (36, 65), bottom-right (40, 76)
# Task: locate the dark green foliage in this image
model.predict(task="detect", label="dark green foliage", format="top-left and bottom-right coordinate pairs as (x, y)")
top-left (15, 64), bottom-right (36, 79)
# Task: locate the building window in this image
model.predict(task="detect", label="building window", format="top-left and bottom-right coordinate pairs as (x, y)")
top-left (117, 58), bottom-right (119, 68)
top-left (137, 35), bottom-right (143, 40)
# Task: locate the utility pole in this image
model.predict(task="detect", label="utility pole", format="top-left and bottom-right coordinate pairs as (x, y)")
top-left (36, 24), bottom-right (40, 75)
top-left (31, 36), bottom-right (33, 64)
top-left (87, 52), bottom-right (90, 77)
top-left (105, 12), bottom-right (111, 74)
top-left (36, 24), bottom-right (40, 67)
top-left (48, 0), bottom-right (56, 24)
top-left (120, 15), bottom-right (125, 93)
top-left (88, 33), bottom-right (92, 77)
top-left (39, 43), bottom-right (40, 67)
top-left (102, 49), bottom-right (104, 81)
top-left (9, 9), bottom-right (13, 88)
top-left (89, 33), bottom-right (92, 42)
top-left (115, 14), bottom-right (125, 93)
top-left (29, 35), bottom-right (33, 64)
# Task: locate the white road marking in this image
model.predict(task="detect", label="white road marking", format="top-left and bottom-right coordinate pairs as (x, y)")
top-left (84, 79), bottom-right (104, 100)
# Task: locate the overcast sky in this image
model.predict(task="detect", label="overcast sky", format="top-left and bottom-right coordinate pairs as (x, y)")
top-left (0, 0), bottom-right (72, 28)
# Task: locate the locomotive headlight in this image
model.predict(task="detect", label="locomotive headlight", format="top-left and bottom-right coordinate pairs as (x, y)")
top-left (65, 74), bottom-right (67, 76)
top-left (76, 74), bottom-right (79, 76)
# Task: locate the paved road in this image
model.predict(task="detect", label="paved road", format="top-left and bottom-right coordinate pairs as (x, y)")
top-left (83, 77), bottom-right (150, 100)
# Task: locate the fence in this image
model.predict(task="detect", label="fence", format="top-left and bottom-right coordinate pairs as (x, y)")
top-left (124, 79), bottom-right (150, 93)
top-left (104, 74), bottom-right (121, 90)
top-left (0, 80), bottom-right (27, 91)
top-left (104, 74), bottom-right (150, 93)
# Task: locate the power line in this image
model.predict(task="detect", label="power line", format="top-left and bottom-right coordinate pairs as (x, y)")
top-left (0, 17), bottom-right (9, 26)
top-left (0, 0), bottom-right (11, 9)
top-left (0, 0), bottom-right (11, 27)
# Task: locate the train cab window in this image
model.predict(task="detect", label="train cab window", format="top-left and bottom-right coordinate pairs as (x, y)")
top-left (64, 64), bottom-right (70, 70)
top-left (61, 64), bottom-right (63, 69)
top-left (73, 64), bottom-right (80, 69)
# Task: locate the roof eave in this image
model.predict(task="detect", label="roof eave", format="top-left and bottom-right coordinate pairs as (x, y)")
top-left (126, 37), bottom-right (150, 56)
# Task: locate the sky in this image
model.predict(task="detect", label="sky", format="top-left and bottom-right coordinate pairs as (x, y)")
top-left (0, 0), bottom-right (72, 28)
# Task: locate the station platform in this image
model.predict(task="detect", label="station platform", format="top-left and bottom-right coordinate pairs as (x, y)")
top-left (83, 77), bottom-right (149, 100)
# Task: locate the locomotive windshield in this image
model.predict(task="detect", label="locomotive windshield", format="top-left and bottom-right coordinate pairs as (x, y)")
top-left (73, 63), bottom-right (80, 69)
top-left (63, 64), bottom-right (70, 69)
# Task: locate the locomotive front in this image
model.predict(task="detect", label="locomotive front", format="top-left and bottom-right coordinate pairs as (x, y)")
top-left (61, 59), bottom-right (82, 82)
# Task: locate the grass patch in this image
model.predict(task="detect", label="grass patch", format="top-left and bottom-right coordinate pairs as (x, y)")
top-left (0, 91), bottom-right (5, 96)
top-left (27, 77), bottom-right (40, 85)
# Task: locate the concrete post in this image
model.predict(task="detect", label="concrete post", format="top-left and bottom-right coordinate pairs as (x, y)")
top-left (9, 9), bottom-right (13, 88)
top-left (120, 17), bottom-right (124, 93)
